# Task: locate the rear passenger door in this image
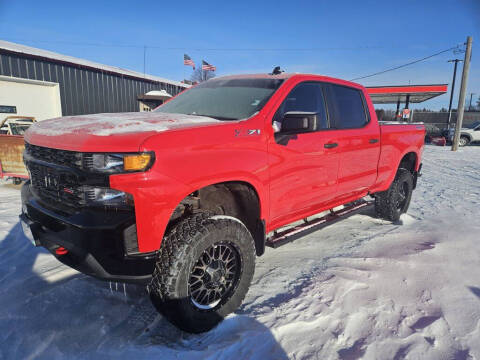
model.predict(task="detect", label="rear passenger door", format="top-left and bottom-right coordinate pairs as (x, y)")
top-left (268, 82), bottom-right (340, 224)
top-left (325, 84), bottom-right (380, 201)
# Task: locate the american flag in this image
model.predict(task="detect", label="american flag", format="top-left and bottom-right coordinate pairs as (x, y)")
top-left (184, 54), bottom-right (195, 69)
top-left (202, 60), bottom-right (216, 71)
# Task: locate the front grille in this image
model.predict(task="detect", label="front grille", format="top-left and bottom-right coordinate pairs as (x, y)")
top-left (25, 143), bottom-right (83, 168)
top-left (28, 162), bottom-right (88, 207)
top-left (24, 143), bottom-right (107, 209)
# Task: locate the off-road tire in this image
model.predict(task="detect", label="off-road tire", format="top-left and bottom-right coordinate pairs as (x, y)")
top-left (375, 168), bottom-right (414, 222)
top-left (148, 212), bottom-right (256, 333)
top-left (459, 136), bottom-right (470, 147)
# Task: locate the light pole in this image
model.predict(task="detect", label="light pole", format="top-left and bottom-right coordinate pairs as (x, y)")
top-left (469, 93), bottom-right (476, 111)
top-left (447, 59), bottom-right (462, 128)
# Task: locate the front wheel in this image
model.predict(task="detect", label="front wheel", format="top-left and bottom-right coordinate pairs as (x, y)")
top-left (459, 136), bottom-right (470, 147)
top-left (149, 213), bottom-right (256, 333)
top-left (375, 168), bottom-right (414, 222)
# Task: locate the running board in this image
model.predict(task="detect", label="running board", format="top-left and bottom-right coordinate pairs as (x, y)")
top-left (266, 200), bottom-right (374, 248)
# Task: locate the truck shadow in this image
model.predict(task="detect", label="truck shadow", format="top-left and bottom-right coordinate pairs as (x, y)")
top-left (0, 222), bottom-right (289, 360)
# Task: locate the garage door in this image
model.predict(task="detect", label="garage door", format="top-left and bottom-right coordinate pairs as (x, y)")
top-left (0, 75), bottom-right (62, 122)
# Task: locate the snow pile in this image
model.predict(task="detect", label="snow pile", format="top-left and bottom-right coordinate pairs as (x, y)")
top-left (27, 112), bottom-right (221, 137)
top-left (1, 145), bottom-right (480, 359)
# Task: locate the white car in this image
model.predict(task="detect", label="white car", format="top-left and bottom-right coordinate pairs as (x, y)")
top-left (448, 121), bottom-right (480, 146)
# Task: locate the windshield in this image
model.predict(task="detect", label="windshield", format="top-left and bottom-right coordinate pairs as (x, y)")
top-left (468, 121), bottom-right (480, 129)
top-left (155, 78), bottom-right (284, 120)
top-left (10, 123), bottom-right (32, 135)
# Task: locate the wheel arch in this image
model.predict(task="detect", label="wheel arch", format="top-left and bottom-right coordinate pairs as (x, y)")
top-left (166, 180), bottom-right (266, 256)
top-left (398, 151), bottom-right (418, 174)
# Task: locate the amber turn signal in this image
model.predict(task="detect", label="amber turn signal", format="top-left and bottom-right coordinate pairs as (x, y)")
top-left (123, 154), bottom-right (152, 171)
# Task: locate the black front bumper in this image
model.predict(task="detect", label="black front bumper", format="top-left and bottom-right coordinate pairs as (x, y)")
top-left (20, 182), bottom-right (155, 284)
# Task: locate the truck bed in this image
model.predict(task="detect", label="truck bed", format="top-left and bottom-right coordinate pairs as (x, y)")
top-left (373, 122), bottom-right (425, 192)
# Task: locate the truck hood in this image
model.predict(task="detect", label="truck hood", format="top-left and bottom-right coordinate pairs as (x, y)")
top-left (24, 112), bottom-right (222, 152)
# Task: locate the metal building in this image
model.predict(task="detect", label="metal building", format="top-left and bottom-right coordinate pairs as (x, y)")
top-left (0, 40), bottom-right (188, 120)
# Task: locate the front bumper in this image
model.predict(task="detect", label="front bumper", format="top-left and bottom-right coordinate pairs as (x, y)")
top-left (20, 182), bottom-right (156, 284)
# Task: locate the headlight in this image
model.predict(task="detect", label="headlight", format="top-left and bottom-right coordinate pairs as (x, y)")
top-left (84, 152), bottom-right (154, 173)
top-left (83, 186), bottom-right (134, 207)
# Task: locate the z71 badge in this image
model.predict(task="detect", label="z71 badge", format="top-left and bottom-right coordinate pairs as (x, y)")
top-left (234, 129), bottom-right (261, 137)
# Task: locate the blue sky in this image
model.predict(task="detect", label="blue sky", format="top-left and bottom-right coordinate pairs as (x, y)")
top-left (1, 0), bottom-right (478, 110)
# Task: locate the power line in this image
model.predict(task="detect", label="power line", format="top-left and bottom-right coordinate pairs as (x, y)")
top-left (350, 44), bottom-right (464, 81)
top-left (3, 38), bottom-right (384, 52)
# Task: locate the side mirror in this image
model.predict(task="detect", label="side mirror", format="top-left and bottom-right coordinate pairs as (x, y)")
top-left (280, 112), bottom-right (318, 134)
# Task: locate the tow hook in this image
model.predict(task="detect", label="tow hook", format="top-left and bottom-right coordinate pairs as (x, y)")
top-left (55, 246), bottom-right (69, 255)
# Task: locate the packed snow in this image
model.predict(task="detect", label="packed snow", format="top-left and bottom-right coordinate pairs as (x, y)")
top-left (1, 145), bottom-right (479, 359)
top-left (28, 112), bottom-right (222, 137)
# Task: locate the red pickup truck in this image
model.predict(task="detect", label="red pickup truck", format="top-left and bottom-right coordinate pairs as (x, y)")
top-left (20, 72), bottom-right (424, 332)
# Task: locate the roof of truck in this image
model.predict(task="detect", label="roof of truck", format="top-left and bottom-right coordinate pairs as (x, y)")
top-left (213, 73), bottom-right (294, 80)
top-left (211, 73), bottom-right (364, 89)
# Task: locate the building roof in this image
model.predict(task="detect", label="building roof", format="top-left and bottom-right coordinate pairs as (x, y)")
top-left (366, 84), bottom-right (448, 104)
top-left (0, 40), bottom-right (188, 88)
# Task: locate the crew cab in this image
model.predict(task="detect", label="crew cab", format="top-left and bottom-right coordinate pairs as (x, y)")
top-left (20, 72), bottom-right (424, 333)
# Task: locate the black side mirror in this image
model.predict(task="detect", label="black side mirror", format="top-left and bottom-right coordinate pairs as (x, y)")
top-left (281, 112), bottom-right (318, 134)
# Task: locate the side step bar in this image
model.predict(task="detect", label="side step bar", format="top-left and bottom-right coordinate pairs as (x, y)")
top-left (266, 200), bottom-right (374, 248)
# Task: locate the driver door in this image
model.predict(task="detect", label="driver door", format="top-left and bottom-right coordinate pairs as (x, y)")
top-left (268, 82), bottom-right (340, 226)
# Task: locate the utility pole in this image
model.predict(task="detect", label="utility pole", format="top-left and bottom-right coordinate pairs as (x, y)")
top-left (143, 46), bottom-right (147, 78)
top-left (446, 59), bottom-right (462, 128)
top-left (452, 36), bottom-right (473, 151)
top-left (468, 93), bottom-right (476, 111)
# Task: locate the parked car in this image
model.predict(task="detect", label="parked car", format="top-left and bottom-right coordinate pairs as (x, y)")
top-left (20, 73), bottom-right (424, 333)
top-left (446, 121), bottom-right (480, 146)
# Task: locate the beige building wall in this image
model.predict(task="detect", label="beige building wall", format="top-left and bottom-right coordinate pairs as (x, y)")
top-left (0, 75), bottom-right (62, 122)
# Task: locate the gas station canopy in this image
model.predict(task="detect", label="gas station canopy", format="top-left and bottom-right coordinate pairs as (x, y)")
top-left (366, 84), bottom-right (448, 104)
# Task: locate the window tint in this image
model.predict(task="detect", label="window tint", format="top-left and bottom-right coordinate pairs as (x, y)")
top-left (328, 85), bottom-right (368, 129)
top-left (273, 82), bottom-right (328, 129)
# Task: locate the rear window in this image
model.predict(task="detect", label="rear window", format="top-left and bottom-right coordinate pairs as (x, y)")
top-left (328, 85), bottom-right (368, 129)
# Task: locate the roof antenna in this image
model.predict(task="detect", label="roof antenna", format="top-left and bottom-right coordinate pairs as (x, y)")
top-left (270, 66), bottom-right (284, 75)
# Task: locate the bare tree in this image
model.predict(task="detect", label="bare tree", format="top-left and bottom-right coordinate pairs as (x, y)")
top-left (191, 67), bottom-right (215, 83)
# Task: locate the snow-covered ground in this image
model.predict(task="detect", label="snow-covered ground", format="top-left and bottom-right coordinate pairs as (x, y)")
top-left (1, 145), bottom-right (479, 360)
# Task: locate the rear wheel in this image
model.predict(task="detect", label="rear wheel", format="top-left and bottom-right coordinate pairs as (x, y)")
top-left (375, 168), bottom-right (414, 222)
top-left (148, 212), bottom-right (256, 333)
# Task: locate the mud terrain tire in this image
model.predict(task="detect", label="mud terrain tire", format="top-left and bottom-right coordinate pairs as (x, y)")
top-left (149, 212), bottom-right (256, 333)
top-left (375, 168), bottom-right (414, 222)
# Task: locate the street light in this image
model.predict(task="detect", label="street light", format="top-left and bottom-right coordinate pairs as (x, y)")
top-left (447, 59), bottom-right (463, 128)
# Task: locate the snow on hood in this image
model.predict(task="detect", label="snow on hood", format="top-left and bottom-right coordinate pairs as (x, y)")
top-left (27, 112), bottom-right (222, 137)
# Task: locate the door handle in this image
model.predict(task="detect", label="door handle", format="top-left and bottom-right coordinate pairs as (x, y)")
top-left (369, 138), bottom-right (379, 144)
top-left (324, 142), bottom-right (338, 149)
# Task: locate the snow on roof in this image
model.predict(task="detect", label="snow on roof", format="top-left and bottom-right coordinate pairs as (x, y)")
top-left (0, 40), bottom-right (189, 88)
top-left (145, 90), bottom-right (172, 97)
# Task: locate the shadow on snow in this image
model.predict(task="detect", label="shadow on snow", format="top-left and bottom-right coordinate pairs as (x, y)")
top-left (0, 222), bottom-right (288, 360)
